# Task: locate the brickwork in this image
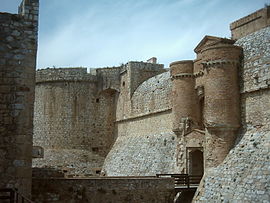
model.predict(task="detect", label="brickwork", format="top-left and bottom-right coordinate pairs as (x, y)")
top-left (202, 44), bottom-right (242, 168)
top-left (170, 60), bottom-right (200, 133)
top-left (193, 25), bottom-right (270, 203)
top-left (0, 0), bottom-right (39, 198)
top-left (32, 177), bottom-right (174, 203)
top-left (169, 37), bottom-right (243, 176)
top-left (1, 3), bottom-right (268, 202)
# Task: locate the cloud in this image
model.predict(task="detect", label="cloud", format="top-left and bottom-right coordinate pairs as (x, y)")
top-left (37, 0), bottom-right (267, 69)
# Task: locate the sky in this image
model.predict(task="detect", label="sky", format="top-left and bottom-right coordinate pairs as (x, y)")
top-left (1, 0), bottom-right (269, 69)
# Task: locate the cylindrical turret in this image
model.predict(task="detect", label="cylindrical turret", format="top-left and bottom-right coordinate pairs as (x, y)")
top-left (170, 60), bottom-right (199, 135)
top-left (202, 44), bottom-right (242, 168)
top-left (33, 68), bottom-right (117, 176)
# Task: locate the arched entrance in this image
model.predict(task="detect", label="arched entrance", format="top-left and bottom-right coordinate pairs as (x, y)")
top-left (188, 149), bottom-right (204, 176)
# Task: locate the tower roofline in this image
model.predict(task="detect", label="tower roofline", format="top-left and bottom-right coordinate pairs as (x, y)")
top-left (194, 35), bottom-right (235, 54)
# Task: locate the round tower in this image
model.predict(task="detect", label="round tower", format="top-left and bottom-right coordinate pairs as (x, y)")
top-left (33, 68), bottom-right (116, 176)
top-left (170, 60), bottom-right (200, 135)
top-left (201, 44), bottom-right (242, 168)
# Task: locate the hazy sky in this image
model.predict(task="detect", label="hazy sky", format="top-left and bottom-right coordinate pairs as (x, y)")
top-left (1, 0), bottom-right (269, 69)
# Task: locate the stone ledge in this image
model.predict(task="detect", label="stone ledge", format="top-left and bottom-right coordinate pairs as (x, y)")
top-left (115, 108), bottom-right (172, 123)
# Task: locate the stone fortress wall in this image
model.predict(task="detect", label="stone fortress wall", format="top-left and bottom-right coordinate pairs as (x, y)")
top-left (32, 177), bottom-right (174, 202)
top-left (33, 67), bottom-right (121, 176)
top-left (193, 20), bottom-right (270, 203)
top-left (5, 3), bottom-right (270, 202)
top-left (230, 6), bottom-right (270, 40)
top-left (103, 62), bottom-right (177, 175)
top-left (33, 6), bottom-right (270, 181)
top-left (33, 61), bottom-right (170, 176)
top-left (0, 0), bottom-right (39, 198)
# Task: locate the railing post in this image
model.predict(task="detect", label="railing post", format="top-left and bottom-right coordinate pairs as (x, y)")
top-left (10, 189), bottom-right (15, 203)
top-left (15, 192), bottom-right (18, 203)
top-left (187, 175), bottom-right (190, 188)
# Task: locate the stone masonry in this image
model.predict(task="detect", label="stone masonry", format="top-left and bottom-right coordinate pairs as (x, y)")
top-left (1, 2), bottom-right (269, 202)
top-left (33, 68), bottom-right (117, 176)
top-left (230, 6), bottom-right (270, 40)
top-left (32, 61), bottom-right (165, 176)
top-left (0, 0), bottom-right (39, 198)
top-left (33, 6), bottom-right (269, 184)
top-left (32, 177), bottom-right (175, 203)
top-left (193, 25), bottom-right (270, 203)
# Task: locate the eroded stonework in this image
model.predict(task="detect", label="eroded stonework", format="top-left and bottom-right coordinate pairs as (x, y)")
top-left (0, 0), bottom-right (39, 198)
top-left (31, 5), bottom-right (270, 203)
top-left (1, 2), bottom-right (269, 202)
top-left (193, 25), bottom-right (270, 203)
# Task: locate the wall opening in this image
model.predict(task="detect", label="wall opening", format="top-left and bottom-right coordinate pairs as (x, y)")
top-left (196, 86), bottom-right (205, 129)
top-left (187, 148), bottom-right (204, 176)
top-left (199, 97), bottom-right (205, 128)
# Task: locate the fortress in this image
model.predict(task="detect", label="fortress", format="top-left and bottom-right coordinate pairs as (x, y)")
top-left (0, 0), bottom-right (269, 202)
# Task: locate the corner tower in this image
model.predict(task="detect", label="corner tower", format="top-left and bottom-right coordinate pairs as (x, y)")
top-left (170, 60), bottom-right (200, 135)
top-left (197, 36), bottom-right (242, 168)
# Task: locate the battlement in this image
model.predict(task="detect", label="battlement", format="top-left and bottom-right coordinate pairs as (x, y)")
top-left (36, 68), bottom-right (98, 83)
top-left (18, 0), bottom-right (39, 22)
top-left (230, 6), bottom-right (270, 40)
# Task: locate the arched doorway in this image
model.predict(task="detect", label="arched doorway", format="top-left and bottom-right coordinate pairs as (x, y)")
top-left (188, 149), bottom-right (204, 176)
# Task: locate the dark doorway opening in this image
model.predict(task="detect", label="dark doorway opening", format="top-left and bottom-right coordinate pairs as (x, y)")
top-left (188, 149), bottom-right (204, 176)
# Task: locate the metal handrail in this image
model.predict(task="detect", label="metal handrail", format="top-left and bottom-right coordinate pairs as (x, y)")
top-left (156, 174), bottom-right (202, 188)
top-left (0, 188), bottom-right (34, 203)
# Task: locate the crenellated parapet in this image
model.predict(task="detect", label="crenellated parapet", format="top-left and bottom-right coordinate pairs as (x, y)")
top-left (19, 0), bottom-right (39, 22)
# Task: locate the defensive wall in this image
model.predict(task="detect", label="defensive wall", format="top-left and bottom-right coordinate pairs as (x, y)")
top-left (33, 67), bottom-right (119, 176)
top-left (103, 71), bottom-right (177, 175)
top-left (103, 6), bottom-right (270, 202)
top-left (33, 61), bottom-right (167, 176)
top-left (193, 25), bottom-right (270, 203)
top-left (1, 2), bottom-right (268, 202)
top-left (33, 6), bottom-right (270, 183)
top-left (32, 177), bottom-right (174, 202)
top-left (230, 6), bottom-right (270, 40)
top-left (0, 0), bottom-right (39, 198)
